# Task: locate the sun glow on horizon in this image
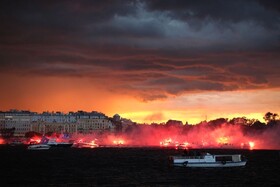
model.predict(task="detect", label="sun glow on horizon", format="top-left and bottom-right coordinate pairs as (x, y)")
top-left (0, 74), bottom-right (279, 124)
top-left (119, 111), bottom-right (266, 124)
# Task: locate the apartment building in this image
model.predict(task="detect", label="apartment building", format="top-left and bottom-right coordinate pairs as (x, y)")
top-left (0, 110), bottom-right (115, 137)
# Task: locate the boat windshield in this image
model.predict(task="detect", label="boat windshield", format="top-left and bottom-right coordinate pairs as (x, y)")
top-left (182, 150), bottom-right (208, 158)
top-left (215, 156), bottom-right (233, 161)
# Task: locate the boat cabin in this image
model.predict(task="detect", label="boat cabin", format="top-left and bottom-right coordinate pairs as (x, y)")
top-left (215, 155), bottom-right (242, 162)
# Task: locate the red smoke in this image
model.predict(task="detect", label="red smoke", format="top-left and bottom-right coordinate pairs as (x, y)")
top-left (67, 123), bottom-right (280, 150)
top-left (0, 138), bottom-right (5, 144)
top-left (16, 121), bottom-right (280, 150)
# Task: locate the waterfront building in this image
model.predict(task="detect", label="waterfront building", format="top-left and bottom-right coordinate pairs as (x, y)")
top-left (113, 114), bottom-right (121, 122)
top-left (0, 110), bottom-right (33, 137)
top-left (31, 112), bottom-right (77, 135)
top-left (0, 110), bottom-right (116, 137)
top-left (120, 118), bottom-right (136, 132)
top-left (0, 112), bottom-right (5, 128)
top-left (76, 111), bottom-right (114, 134)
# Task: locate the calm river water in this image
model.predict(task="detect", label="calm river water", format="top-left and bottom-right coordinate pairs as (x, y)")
top-left (0, 146), bottom-right (279, 186)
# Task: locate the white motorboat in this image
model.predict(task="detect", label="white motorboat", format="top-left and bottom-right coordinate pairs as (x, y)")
top-left (47, 139), bottom-right (73, 147)
top-left (28, 144), bottom-right (51, 150)
top-left (41, 137), bottom-right (73, 148)
top-left (169, 152), bottom-right (247, 167)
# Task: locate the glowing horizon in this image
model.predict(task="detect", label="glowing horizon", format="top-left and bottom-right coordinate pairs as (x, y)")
top-left (0, 75), bottom-right (278, 124)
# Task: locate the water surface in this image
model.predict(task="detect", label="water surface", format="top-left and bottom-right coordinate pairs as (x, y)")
top-left (0, 146), bottom-right (279, 186)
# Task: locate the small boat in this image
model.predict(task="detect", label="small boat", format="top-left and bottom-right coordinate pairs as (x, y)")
top-left (46, 139), bottom-right (73, 147)
top-left (10, 140), bottom-right (24, 146)
top-left (169, 152), bottom-right (247, 167)
top-left (28, 144), bottom-right (51, 150)
top-left (40, 137), bottom-right (73, 148)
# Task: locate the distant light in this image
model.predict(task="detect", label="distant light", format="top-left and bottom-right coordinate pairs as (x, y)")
top-left (113, 139), bottom-right (124, 145)
top-left (249, 141), bottom-right (255, 150)
top-left (217, 136), bottom-right (229, 144)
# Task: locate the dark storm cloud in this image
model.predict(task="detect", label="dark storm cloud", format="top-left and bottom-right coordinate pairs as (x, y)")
top-left (1, 0), bottom-right (279, 49)
top-left (145, 0), bottom-right (280, 27)
top-left (0, 0), bottom-right (279, 101)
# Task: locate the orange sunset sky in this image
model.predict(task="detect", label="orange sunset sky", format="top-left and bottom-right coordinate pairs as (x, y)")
top-left (0, 1), bottom-right (279, 124)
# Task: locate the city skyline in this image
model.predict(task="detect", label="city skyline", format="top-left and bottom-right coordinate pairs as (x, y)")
top-left (0, 0), bottom-right (279, 124)
top-left (0, 108), bottom-right (277, 125)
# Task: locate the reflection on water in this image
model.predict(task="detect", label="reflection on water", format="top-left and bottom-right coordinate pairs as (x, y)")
top-left (0, 146), bottom-right (279, 186)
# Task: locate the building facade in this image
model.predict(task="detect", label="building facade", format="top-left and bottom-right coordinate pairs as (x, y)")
top-left (76, 111), bottom-right (114, 134)
top-left (0, 110), bottom-right (115, 137)
top-left (0, 110), bottom-right (32, 137)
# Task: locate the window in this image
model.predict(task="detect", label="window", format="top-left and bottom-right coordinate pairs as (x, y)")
top-left (216, 156), bottom-right (232, 161)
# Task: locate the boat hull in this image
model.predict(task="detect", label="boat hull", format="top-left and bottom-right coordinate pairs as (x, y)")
top-left (174, 161), bottom-right (246, 167)
top-left (47, 143), bottom-right (73, 148)
top-left (28, 144), bottom-right (51, 150)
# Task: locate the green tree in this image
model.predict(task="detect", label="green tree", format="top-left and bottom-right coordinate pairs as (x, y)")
top-left (0, 127), bottom-right (15, 139)
top-left (25, 131), bottom-right (42, 138)
top-left (263, 112), bottom-right (279, 124)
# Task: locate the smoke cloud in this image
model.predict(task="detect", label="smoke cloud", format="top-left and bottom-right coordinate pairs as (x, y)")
top-left (65, 121), bottom-right (280, 150)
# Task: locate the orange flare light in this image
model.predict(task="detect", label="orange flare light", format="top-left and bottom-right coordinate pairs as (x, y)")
top-left (217, 137), bottom-right (229, 145)
top-left (30, 137), bottom-right (41, 144)
top-left (249, 141), bottom-right (255, 150)
top-left (0, 138), bottom-right (5, 144)
top-left (113, 140), bottom-right (125, 145)
top-left (160, 138), bottom-right (179, 147)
